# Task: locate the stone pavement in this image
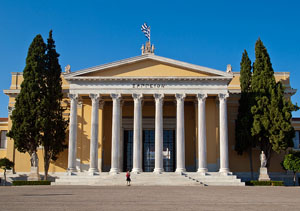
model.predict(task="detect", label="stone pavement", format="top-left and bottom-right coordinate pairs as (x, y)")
top-left (0, 186), bottom-right (300, 211)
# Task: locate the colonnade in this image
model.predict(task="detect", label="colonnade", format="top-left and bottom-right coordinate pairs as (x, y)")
top-left (67, 93), bottom-right (230, 175)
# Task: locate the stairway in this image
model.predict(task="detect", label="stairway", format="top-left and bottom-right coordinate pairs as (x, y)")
top-left (52, 172), bottom-right (204, 186)
top-left (183, 172), bottom-right (245, 186)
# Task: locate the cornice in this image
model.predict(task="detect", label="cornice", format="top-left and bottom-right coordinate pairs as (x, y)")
top-left (65, 76), bottom-right (233, 82)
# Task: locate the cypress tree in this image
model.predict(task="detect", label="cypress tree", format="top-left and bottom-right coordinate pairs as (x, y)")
top-left (235, 50), bottom-right (254, 179)
top-left (269, 82), bottom-right (296, 152)
top-left (251, 38), bottom-right (297, 166)
top-left (7, 35), bottom-right (46, 167)
top-left (41, 30), bottom-right (68, 180)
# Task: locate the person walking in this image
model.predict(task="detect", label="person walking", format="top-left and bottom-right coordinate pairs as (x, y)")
top-left (126, 170), bottom-right (131, 186)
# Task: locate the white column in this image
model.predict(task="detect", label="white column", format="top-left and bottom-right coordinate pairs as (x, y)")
top-left (175, 93), bottom-right (186, 173)
top-left (154, 93), bottom-right (164, 174)
top-left (110, 93), bottom-right (122, 174)
top-left (67, 93), bottom-right (78, 173)
top-left (89, 93), bottom-right (100, 175)
top-left (219, 93), bottom-right (230, 174)
top-left (118, 100), bottom-right (124, 172)
top-left (98, 101), bottom-right (105, 172)
top-left (132, 93), bottom-right (143, 173)
top-left (197, 93), bottom-right (208, 174)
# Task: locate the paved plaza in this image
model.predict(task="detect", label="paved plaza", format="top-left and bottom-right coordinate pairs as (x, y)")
top-left (0, 186), bottom-right (300, 210)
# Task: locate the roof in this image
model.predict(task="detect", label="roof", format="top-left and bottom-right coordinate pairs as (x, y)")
top-left (64, 54), bottom-right (233, 79)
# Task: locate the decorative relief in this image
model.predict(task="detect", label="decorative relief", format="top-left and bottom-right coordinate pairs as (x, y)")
top-left (68, 93), bottom-right (78, 101)
top-left (218, 93), bottom-right (229, 102)
top-left (89, 93), bottom-right (101, 103)
top-left (110, 93), bottom-right (122, 101)
top-left (132, 93), bottom-right (143, 102)
top-left (153, 93), bottom-right (164, 101)
top-left (197, 93), bottom-right (208, 102)
top-left (175, 93), bottom-right (186, 102)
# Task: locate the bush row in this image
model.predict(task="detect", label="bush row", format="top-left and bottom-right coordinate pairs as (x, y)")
top-left (246, 180), bottom-right (284, 186)
top-left (12, 181), bottom-right (51, 186)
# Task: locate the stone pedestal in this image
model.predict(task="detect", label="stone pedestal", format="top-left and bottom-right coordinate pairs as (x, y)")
top-left (258, 167), bottom-right (270, 181)
top-left (27, 167), bottom-right (40, 181)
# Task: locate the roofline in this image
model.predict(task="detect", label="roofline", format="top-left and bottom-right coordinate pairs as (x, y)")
top-left (232, 71), bottom-right (290, 76)
top-left (65, 54), bottom-right (233, 78)
top-left (64, 76), bottom-right (233, 81)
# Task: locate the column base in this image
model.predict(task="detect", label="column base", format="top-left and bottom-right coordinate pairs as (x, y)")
top-left (109, 168), bottom-right (119, 175)
top-left (197, 168), bottom-right (208, 175)
top-left (153, 168), bottom-right (164, 174)
top-left (66, 168), bottom-right (77, 176)
top-left (175, 168), bottom-right (186, 173)
top-left (219, 168), bottom-right (231, 175)
top-left (131, 168), bottom-right (143, 174)
top-left (88, 168), bottom-right (99, 176)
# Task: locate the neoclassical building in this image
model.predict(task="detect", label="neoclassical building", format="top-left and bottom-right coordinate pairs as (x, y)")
top-left (1, 44), bottom-right (298, 179)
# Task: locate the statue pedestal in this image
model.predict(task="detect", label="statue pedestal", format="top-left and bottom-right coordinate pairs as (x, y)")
top-left (28, 167), bottom-right (40, 181)
top-left (258, 167), bottom-right (270, 181)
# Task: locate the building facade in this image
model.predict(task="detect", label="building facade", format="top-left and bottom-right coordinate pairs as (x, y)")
top-left (1, 47), bottom-right (298, 179)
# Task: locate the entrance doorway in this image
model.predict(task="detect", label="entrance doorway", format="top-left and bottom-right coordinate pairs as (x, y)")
top-left (123, 129), bottom-right (176, 172)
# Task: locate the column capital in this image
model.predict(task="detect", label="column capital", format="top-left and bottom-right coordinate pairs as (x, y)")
top-left (110, 93), bottom-right (122, 101)
top-left (175, 93), bottom-right (186, 102)
top-left (197, 93), bottom-right (208, 102)
top-left (154, 93), bottom-right (164, 101)
top-left (132, 93), bottom-right (143, 101)
top-left (218, 93), bottom-right (229, 101)
top-left (69, 93), bottom-right (78, 100)
top-left (89, 93), bottom-right (101, 102)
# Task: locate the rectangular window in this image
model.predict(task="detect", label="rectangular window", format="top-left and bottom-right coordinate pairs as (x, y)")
top-left (293, 131), bottom-right (300, 149)
top-left (0, 130), bottom-right (7, 148)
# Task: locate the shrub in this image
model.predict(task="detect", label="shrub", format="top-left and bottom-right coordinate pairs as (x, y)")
top-left (246, 180), bottom-right (284, 186)
top-left (12, 181), bottom-right (51, 186)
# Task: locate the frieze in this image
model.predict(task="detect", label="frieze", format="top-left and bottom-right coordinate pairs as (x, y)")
top-left (132, 83), bottom-right (166, 88)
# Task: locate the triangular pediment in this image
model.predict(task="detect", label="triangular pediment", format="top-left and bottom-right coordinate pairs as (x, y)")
top-left (66, 54), bottom-right (232, 78)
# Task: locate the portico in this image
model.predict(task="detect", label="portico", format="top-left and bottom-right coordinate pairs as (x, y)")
top-left (65, 53), bottom-right (233, 175)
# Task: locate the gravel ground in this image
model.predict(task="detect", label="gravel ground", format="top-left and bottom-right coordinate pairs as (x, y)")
top-left (0, 185), bottom-right (299, 211)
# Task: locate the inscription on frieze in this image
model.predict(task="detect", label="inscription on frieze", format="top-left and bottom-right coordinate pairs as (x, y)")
top-left (132, 83), bottom-right (166, 88)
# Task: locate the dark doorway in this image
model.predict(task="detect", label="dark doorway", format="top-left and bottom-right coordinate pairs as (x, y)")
top-left (123, 129), bottom-right (176, 172)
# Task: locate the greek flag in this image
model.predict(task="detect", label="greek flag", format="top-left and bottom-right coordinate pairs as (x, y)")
top-left (141, 23), bottom-right (150, 40)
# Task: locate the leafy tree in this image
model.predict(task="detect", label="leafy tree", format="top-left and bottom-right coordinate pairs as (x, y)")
top-left (235, 50), bottom-right (255, 179)
top-left (7, 35), bottom-right (46, 169)
top-left (41, 30), bottom-right (68, 180)
top-left (251, 38), bottom-right (297, 166)
top-left (283, 151), bottom-right (300, 186)
top-left (0, 157), bottom-right (14, 186)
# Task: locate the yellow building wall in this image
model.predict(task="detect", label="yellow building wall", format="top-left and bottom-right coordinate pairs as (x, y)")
top-left (81, 60), bottom-right (216, 77)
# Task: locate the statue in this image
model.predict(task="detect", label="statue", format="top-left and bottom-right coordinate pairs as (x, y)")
top-left (30, 151), bottom-right (38, 167)
top-left (260, 151), bottom-right (267, 168)
top-left (64, 64), bottom-right (71, 73)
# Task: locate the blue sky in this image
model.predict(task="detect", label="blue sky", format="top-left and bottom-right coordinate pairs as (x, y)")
top-left (0, 0), bottom-right (299, 117)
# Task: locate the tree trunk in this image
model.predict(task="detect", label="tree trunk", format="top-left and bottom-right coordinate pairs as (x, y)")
top-left (4, 169), bottom-right (6, 186)
top-left (44, 149), bottom-right (50, 181)
top-left (294, 172), bottom-right (296, 186)
top-left (248, 147), bottom-right (254, 180)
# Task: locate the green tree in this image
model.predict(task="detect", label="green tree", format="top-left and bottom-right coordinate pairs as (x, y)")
top-left (251, 38), bottom-right (297, 166)
top-left (0, 157), bottom-right (14, 186)
top-left (41, 30), bottom-right (68, 180)
top-left (283, 151), bottom-right (300, 186)
top-left (269, 82), bottom-right (296, 153)
top-left (235, 50), bottom-right (255, 179)
top-left (7, 35), bottom-right (46, 169)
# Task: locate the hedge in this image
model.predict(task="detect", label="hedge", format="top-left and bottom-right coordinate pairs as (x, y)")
top-left (12, 181), bottom-right (51, 186)
top-left (245, 180), bottom-right (284, 186)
